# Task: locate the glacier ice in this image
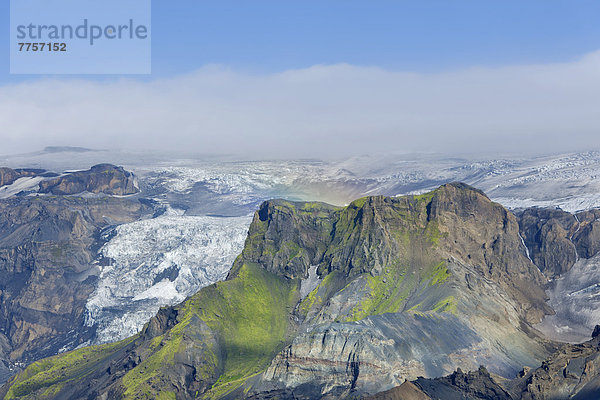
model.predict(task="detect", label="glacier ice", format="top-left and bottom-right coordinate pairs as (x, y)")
top-left (85, 210), bottom-right (252, 344)
top-left (0, 177), bottom-right (44, 199)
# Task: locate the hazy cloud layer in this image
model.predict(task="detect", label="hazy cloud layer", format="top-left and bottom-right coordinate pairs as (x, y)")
top-left (1, 51), bottom-right (600, 158)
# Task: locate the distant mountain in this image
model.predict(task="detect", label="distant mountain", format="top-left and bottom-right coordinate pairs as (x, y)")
top-left (4, 183), bottom-right (588, 399)
top-left (41, 146), bottom-right (98, 154)
top-left (0, 167), bottom-right (44, 188)
top-left (38, 164), bottom-right (139, 196)
top-left (0, 164), bottom-right (139, 198)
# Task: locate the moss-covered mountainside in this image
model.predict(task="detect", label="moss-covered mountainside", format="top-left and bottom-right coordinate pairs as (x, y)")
top-left (1, 183), bottom-right (554, 399)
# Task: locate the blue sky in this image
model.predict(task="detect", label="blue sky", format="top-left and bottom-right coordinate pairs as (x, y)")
top-left (1, 1), bottom-right (599, 157)
top-left (150, 1), bottom-right (600, 73)
top-left (2, 1), bottom-right (600, 80)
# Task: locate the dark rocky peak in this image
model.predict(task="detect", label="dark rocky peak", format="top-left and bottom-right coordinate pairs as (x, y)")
top-left (519, 207), bottom-right (577, 230)
top-left (428, 182), bottom-right (504, 224)
top-left (517, 207), bottom-right (579, 278)
top-left (38, 164), bottom-right (139, 196)
top-left (368, 366), bottom-right (513, 400)
top-left (572, 209), bottom-right (600, 259)
top-left (365, 381), bottom-right (432, 400)
top-left (141, 306), bottom-right (179, 339)
top-left (421, 183), bottom-right (549, 323)
top-left (430, 366), bottom-right (512, 399)
top-left (88, 163), bottom-right (129, 175)
top-left (432, 181), bottom-right (489, 200)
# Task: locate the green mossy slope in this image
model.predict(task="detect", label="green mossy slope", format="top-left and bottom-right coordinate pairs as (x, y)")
top-left (4, 263), bottom-right (298, 400)
top-left (4, 336), bottom-right (138, 399)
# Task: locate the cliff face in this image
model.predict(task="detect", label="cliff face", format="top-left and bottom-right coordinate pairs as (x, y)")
top-left (0, 183), bottom-right (559, 399)
top-left (0, 196), bottom-right (149, 382)
top-left (236, 200), bottom-right (338, 279)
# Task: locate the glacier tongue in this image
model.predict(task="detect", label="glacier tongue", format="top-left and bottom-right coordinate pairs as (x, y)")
top-left (85, 210), bottom-right (252, 344)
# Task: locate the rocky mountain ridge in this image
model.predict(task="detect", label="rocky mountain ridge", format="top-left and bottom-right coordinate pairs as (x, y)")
top-left (0, 182), bottom-right (575, 399)
top-left (0, 164), bottom-right (139, 198)
top-left (38, 164), bottom-right (139, 196)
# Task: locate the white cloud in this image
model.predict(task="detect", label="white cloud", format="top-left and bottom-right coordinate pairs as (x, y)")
top-left (1, 51), bottom-right (600, 158)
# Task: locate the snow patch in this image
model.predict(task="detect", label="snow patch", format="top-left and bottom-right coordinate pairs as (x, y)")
top-left (300, 265), bottom-right (321, 299)
top-left (0, 177), bottom-right (44, 199)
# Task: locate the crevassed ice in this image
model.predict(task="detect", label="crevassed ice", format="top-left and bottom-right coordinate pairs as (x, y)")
top-left (491, 194), bottom-right (600, 214)
top-left (143, 164), bottom-right (300, 195)
top-left (85, 212), bottom-right (252, 344)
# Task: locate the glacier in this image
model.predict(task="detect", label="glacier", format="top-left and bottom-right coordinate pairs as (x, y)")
top-left (85, 209), bottom-right (252, 344)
